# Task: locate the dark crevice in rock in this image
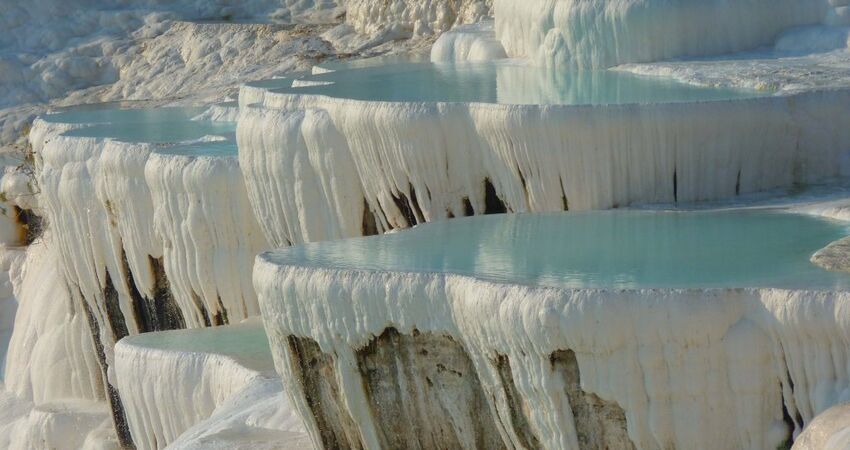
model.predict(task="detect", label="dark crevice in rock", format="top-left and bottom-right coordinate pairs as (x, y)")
top-left (461, 197), bottom-right (475, 217)
top-left (104, 378), bottom-right (134, 448)
top-left (211, 307), bottom-right (226, 326)
top-left (736, 170), bottom-right (742, 196)
top-left (127, 257), bottom-right (154, 333)
top-left (779, 391), bottom-right (795, 450)
top-left (550, 350), bottom-right (635, 450)
top-left (194, 293), bottom-right (213, 328)
top-left (372, 199), bottom-right (393, 234)
top-left (517, 168), bottom-right (528, 192)
top-left (673, 170), bottom-right (678, 203)
top-left (356, 327), bottom-right (506, 450)
top-left (149, 257), bottom-right (185, 330)
top-left (102, 270), bottom-right (129, 340)
top-left (13, 206), bottom-right (42, 244)
top-left (185, 287), bottom-right (213, 327)
top-left (361, 198), bottom-right (379, 236)
top-left (775, 342), bottom-right (800, 449)
top-left (409, 186), bottom-right (424, 224)
top-left (517, 167), bottom-right (531, 207)
top-left (217, 296), bottom-right (230, 325)
top-left (390, 191), bottom-right (416, 227)
top-left (784, 368), bottom-right (804, 432)
top-left (484, 178), bottom-right (507, 214)
top-left (495, 354), bottom-right (542, 450)
top-left (287, 336), bottom-right (364, 450)
top-left (390, 184), bottom-right (424, 228)
top-left (79, 291), bottom-right (135, 449)
top-left (559, 176), bottom-right (570, 211)
top-left (131, 256), bottom-right (185, 332)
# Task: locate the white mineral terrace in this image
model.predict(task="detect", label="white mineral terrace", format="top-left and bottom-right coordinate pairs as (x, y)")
top-left (114, 321), bottom-right (310, 449)
top-left (3, 1), bottom-right (850, 447)
top-left (494, 0), bottom-right (835, 68)
top-left (237, 58), bottom-right (850, 248)
top-left (8, 106), bottom-right (268, 447)
top-left (33, 105), bottom-right (267, 336)
top-left (255, 208), bottom-right (850, 450)
top-left (14, 47), bottom-right (850, 449)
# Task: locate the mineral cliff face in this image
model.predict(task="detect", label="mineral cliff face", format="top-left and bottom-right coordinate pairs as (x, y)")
top-left (2, 0), bottom-right (850, 448)
top-left (254, 259), bottom-right (850, 450)
top-left (495, 0), bottom-right (832, 68)
top-left (239, 87), bottom-right (850, 246)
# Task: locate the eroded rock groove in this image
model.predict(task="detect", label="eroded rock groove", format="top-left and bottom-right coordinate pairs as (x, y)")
top-left (356, 328), bottom-right (505, 450)
top-left (550, 350), bottom-right (635, 450)
top-left (287, 336), bottom-right (364, 450)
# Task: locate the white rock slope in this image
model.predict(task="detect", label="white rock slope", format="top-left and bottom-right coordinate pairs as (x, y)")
top-left (238, 88), bottom-right (850, 247)
top-left (494, 0), bottom-right (829, 68)
top-left (256, 259), bottom-right (850, 449)
top-left (114, 322), bottom-right (308, 449)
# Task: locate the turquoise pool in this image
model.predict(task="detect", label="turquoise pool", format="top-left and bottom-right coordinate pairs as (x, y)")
top-left (64, 122), bottom-right (235, 144)
top-left (43, 105), bottom-right (207, 125)
top-left (273, 60), bottom-right (767, 105)
top-left (48, 105), bottom-right (236, 145)
top-left (268, 210), bottom-right (850, 290)
top-left (121, 322), bottom-right (272, 372)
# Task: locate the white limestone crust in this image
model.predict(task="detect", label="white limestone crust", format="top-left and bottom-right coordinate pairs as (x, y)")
top-left (256, 255), bottom-right (850, 450)
top-left (238, 87), bottom-right (850, 247)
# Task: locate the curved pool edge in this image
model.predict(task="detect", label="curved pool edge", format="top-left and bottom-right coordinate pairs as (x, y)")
top-left (237, 80), bottom-right (850, 249)
top-left (254, 246), bottom-right (850, 449)
top-left (114, 322), bottom-right (277, 449)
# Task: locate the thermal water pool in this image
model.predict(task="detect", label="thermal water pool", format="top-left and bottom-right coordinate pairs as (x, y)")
top-left (118, 321), bottom-right (273, 373)
top-left (41, 104), bottom-right (236, 145)
top-left (113, 322), bottom-right (294, 449)
top-left (62, 116), bottom-right (234, 144)
top-left (267, 209), bottom-right (850, 290)
top-left (272, 59), bottom-right (767, 105)
top-left (255, 207), bottom-right (850, 450)
top-left (42, 105), bottom-right (208, 125)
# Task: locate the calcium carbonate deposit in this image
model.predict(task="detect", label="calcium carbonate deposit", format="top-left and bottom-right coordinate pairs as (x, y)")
top-left (2, 0), bottom-right (850, 449)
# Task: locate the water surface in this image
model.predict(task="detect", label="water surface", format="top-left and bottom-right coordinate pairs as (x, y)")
top-left (64, 122), bottom-right (235, 144)
top-left (275, 60), bottom-right (767, 105)
top-left (270, 210), bottom-right (850, 290)
top-left (122, 322), bottom-right (272, 372)
top-left (50, 105), bottom-right (237, 145)
top-left (43, 106), bottom-right (207, 125)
